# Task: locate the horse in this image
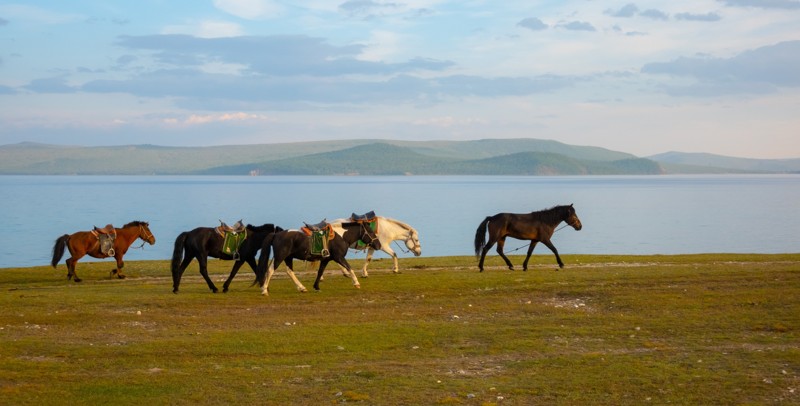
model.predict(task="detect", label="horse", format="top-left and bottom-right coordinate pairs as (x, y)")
top-left (256, 221), bottom-right (381, 295)
top-left (170, 223), bottom-right (283, 294)
top-left (474, 204), bottom-right (582, 272)
top-left (330, 216), bottom-right (421, 277)
top-left (51, 221), bottom-right (156, 282)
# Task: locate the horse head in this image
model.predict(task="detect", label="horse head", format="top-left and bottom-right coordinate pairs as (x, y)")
top-left (359, 223), bottom-right (382, 250)
top-left (565, 204), bottom-right (582, 231)
top-left (405, 229), bottom-right (422, 256)
top-left (138, 222), bottom-right (157, 245)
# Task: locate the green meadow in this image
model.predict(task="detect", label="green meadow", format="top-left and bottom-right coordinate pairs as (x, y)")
top-left (1, 254), bottom-right (798, 405)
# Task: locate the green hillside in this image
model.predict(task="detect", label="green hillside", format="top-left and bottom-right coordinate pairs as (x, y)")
top-left (203, 143), bottom-right (664, 175)
top-left (1, 138), bottom-right (790, 175)
top-left (203, 143), bottom-right (456, 175)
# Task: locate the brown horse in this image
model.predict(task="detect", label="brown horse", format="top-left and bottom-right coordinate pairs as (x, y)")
top-left (51, 221), bottom-right (156, 282)
top-left (474, 204), bottom-right (582, 272)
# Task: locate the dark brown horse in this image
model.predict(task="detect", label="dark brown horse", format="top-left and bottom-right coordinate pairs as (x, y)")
top-left (170, 223), bottom-right (283, 294)
top-left (51, 221), bottom-right (156, 282)
top-left (474, 205), bottom-right (582, 272)
top-left (256, 222), bottom-right (381, 295)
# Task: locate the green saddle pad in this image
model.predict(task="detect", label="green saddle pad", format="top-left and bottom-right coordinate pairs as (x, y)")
top-left (222, 231), bottom-right (247, 257)
top-left (310, 230), bottom-right (330, 257)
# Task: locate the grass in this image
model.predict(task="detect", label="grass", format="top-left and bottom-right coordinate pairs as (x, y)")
top-left (1, 254), bottom-right (798, 405)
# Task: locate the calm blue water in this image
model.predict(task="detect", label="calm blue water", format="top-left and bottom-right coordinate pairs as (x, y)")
top-left (1, 175), bottom-right (798, 268)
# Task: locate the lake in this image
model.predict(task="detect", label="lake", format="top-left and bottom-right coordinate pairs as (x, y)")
top-left (1, 175), bottom-right (798, 268)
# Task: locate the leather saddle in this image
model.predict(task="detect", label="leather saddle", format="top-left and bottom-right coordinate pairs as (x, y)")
top-left (350, 211), bottom-right (376, 221)
top-left (93, 224), bottom-right (116, 235)
top-left (217, 219), bottom-right (246, 235)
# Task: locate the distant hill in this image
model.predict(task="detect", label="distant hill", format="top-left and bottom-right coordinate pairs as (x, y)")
top-left (648, 151), bottom-right (800, 173)
top-left (203, 143), bottom-right (664, 175)
top-left (0, 139), bottom-right (795, 175)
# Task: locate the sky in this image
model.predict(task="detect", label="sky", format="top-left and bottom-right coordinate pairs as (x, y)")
top-left (0, 1), bottom-right (799, 159)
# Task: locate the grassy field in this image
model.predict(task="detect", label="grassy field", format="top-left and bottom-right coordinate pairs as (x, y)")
top-left (1, 254), bottom-right (798, 405)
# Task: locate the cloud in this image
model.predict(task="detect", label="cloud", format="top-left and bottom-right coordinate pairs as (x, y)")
top-left (0, 84), bottom-right (15, 94)
top-left (559, 21), bottom-right (596, 31)
top-left (517, 17), bottom-right (548, 31)
top-left (641, 41), bottom-right (800, 96)
top-left (0, 4), bottom-right (83, 24)
top-left (167, 112), bottom-right (273, 125)
top-left (718, 0), bottom-right (800, 9)
top-left (640, 9), bottom-right (669, 20)
top-left (339, 0), bottom-right (401, 18)
top-left (0, 17), bottom-right (9, 25)
top-left (114, 34), bottom-right (452, 77)
top-left (675, 12), bottom-right (722, 22)
top-left (606, 4), bottom-right (639, 18)
top-left (212, 0), bottom-right (283, 20)
top-left (24, 76), bottom-right (77, 93)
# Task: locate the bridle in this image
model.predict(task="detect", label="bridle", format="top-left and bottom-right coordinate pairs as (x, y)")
top-left (359, 223), bottom-right (380, 247)
top-left (133, 224), bottom-right (154, 249)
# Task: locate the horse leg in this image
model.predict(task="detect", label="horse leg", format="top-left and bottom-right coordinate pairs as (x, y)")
top-left (496, 238), bottom-right (515, 270)
top-left (283, 258), bottom-right (308, 293)
top-left (477, 239), bottom-right (496, 273)
top-left (376, 246), bottom-right (399, 275)
top-left (334, 257), bottom-right (360, 288)
top-left (197, 256), bottom-right (219, 293)
top-left (313, 259), bottom-right (332, 291)
top-left (173, 255), bottom-right (194, 293)
top-left (222, 260), bottom-right (245, 293)
top-left (542, 240), bottom-right (565, 269)
top-left (335, 263), bottom-right (352, 278)
top-left (522, 241), bottom-right (538, 271)
top-left (65, 256), bottom-right (81, 282)
top-left (261, 258), bottom-right (277, 296)
top-left (111, 254), bottom-right (126, 279)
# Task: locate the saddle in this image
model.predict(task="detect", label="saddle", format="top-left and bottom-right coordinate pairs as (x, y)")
top-left (350, 211), bottom-right (376, 222)
top-left (217, 219), bottom-right (246, 235)
top-left (91, 224), bottom-right (116, 256)
top-left (93, 224), bottom-right (116, 235)
top-left (349, 212), bottom-right (378, 249)
top-left (301, 220), bottom-right (333, 257)
top-left (217, 220), bottom-right (247, 260)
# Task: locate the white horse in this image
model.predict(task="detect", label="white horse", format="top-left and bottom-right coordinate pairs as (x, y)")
top-left (330, 216), bottom-right (422, 277)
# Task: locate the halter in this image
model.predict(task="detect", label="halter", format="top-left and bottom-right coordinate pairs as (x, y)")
top-left (133, 224), bottom-right (153, 250)
top-left (387, 227), bottom-right (417, 254)
top-left (359, 222), bottom-right (379, 247)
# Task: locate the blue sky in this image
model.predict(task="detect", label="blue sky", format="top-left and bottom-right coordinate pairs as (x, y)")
top-left (1, 0), bottom-right (799, 158)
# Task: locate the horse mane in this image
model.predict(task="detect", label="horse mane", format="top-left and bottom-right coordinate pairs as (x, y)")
top-left (530, 205), bottom-right (571, 223)
top-left (382, 217), bottom-right (417, 234)
top-left (247, 223), bottom-right (283, 232)
top-left (122, 220), bottom-right (148, 228)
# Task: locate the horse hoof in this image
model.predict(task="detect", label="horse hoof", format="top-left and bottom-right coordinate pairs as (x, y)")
top-left (74, 278), bottom-right (82, 283)
top-left (118, 274), bottom-right (126, 279)
top-left (354, 284), bottom-right (361, 289)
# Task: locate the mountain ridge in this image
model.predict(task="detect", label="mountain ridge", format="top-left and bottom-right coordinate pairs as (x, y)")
top-left (0, 139), bottom-right (797, 175)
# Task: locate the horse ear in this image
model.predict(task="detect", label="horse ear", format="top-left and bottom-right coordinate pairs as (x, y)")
top-left (570, 203), bottom-right (573, 207)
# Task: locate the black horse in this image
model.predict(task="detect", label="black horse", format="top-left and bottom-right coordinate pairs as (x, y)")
top-left (474, 204), bottom-right (582, 272)
top-left (171, 223), bottom-right (283, 293)
top-left (256, 222), bottom-right (381, 295)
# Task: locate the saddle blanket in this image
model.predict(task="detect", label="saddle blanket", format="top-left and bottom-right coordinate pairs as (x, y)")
top-left (222, 231), bottom-right (247, 257)
top-left (301, 225), bottom-right (333, 257)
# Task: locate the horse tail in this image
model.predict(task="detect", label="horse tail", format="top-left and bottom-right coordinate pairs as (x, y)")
top-left (171, 232), bottom-right (189, 274)
top-left (256, 232), bottom-right (275, 285)
top-left (474, 217), bottom-right (490, 257)
top-left (51, 235), bottom-right (69, 268)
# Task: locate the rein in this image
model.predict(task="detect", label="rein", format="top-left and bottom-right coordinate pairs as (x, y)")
top-left (507, 222), bottom-right (571, 253)
top-left (132, 225), bottom-right (153, 250)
